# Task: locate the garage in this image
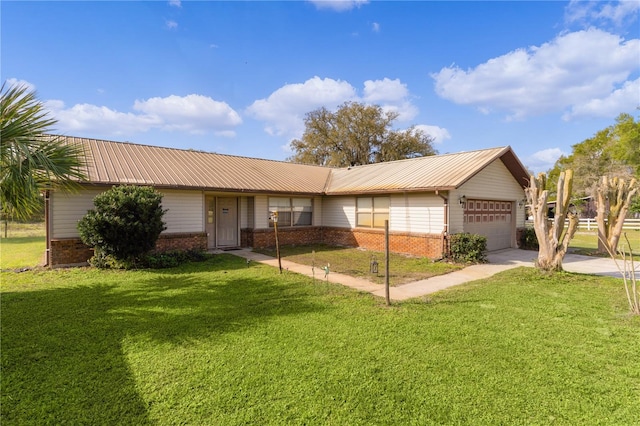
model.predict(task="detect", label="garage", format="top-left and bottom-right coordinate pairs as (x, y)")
top-left (463, 199), bottom-right (513, 251)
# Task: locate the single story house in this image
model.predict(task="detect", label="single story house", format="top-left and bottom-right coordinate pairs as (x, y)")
top-left (46, 137), bottom-right (529, 266)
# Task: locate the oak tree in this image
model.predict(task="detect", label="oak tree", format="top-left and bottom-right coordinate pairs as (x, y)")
top-left (289, 102), bottom-right (436, 167)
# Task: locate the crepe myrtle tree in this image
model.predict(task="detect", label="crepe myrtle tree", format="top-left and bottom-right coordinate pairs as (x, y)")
top-left (78, 185), bottom-right (167, 267)
top-left (525, 170), bottom-right (579, 272)
top-left (595, 176), bottom-right (638, 255)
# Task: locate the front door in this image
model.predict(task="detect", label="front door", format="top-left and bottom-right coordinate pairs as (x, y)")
top-left (216, 197), bottom-right (238, 247)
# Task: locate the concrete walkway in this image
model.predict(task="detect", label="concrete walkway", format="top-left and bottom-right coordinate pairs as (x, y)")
top-left (227, 248), bottom-right (627, 301)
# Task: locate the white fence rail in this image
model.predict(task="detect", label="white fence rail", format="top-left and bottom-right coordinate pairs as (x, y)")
top-left (525, 218), bottom-right (640, 231)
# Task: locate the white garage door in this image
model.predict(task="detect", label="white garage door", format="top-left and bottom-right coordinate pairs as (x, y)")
top-left (463, 199), bottom-right (513, 251)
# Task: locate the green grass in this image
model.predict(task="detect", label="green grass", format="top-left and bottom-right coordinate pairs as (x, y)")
top-left (2, 256), bottom-right (639, 425)
top-left (570, 230), bottom-right (640, 256)
top-left (0, 237), bottom-right (46, 270)
top-left (255, 244), bottom-right (463, 285)
top-left (0, 222), bottom-right (46, 270)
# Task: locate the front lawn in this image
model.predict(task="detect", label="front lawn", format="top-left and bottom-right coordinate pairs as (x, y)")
top-left (255, 244), bottom-right (463, 285)
top-left (2, 256), bottom-right (639, 425)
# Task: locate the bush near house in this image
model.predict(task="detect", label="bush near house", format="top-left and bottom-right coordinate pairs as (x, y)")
top-left (449, 233), bottom-right (487, 263)
top-left (77, 185), bottom-right (167, 268)
top-left (519, 227), bottom-right (539, 250)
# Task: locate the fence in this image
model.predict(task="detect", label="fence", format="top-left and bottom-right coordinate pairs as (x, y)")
top-left (525, 218), bottom-right (640, 231)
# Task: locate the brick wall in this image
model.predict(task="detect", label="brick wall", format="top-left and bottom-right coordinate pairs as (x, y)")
top-left (249, 226), bottom-right (323, 248)
top-left (154, 233), bottom-right (207, 252)
top-left (49, 239), bottom-right (94, 266)
top-left (49, 232), bottom-right (207, 267)
top-left (247, 226), bottom-right (445, 259)
top-left (322, 227), bottom-right (445, 258)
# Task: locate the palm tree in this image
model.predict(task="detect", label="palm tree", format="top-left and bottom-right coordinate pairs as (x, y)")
top-left (1, 81), bottom-right (86, 233)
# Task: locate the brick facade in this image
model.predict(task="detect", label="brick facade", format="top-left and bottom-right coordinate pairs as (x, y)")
top-left (242, 226), bottom-right (446, 259)
top-left (50, 227), bottom-right (446, 267)
top-left (49, 239), bottom-right (95, 266)
top-left (249, 226), bottom-right (324, 248)
top-left (321, 227), bottom-right (445, 259)
top-left (49, 232), bottom-right (207, 267)
top-left (154, 233), bottom-right (208, 252)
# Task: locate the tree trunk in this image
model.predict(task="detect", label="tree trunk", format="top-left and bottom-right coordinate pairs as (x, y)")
top-left (595, 176), bottom-right (638, 254)
top-left (525, 170), bottom-right (579, 272)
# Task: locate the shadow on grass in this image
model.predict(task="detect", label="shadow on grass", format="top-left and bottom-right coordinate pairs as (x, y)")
top-left (1, 256), bottom-right (324, 424)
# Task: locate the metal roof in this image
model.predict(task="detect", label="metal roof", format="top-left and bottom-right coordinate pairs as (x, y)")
top-left (66, 137), bottom-right (528, 195)
top-left (325, 146), bottom-right (529, 194)
top-left (71, 137), bottom-right (331, 194)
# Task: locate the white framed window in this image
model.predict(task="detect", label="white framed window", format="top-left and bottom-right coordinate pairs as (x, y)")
top-left (269, 197), bottom-right (312, 227)
top-left (356, 196), bottom-right (389, 228)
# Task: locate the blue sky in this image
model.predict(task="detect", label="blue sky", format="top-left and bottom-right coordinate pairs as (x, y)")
top-left (2, 1), bottom-right (639, 172)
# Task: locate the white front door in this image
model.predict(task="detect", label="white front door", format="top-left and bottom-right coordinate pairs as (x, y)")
top-left (216, 197), bottom-right (238, 247)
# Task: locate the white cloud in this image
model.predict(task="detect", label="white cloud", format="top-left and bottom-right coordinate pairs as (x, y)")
top-left (363, 78), bottom-right (409, 103)
top-left (247, 76), bottom-right (424, 138)
top-left (415, 124), bottom-right (451, 144)
top-left (363, 78), bottom-right (418, 121)
top-left (526, 148), bottom-right (566, 173)
top-left (432, 28), bottom-right (639, 120)
top-left (372, 22), bottom-right (380, 33)
top-left (134, 94), bottom-right (242, 133)
top-left (308, 0), bottom-right (369, 12)
top-left (565, 0), bottom-right (640, 28)
top-left (246, 76), bottom-right (358, 137)
top-left (165, 20), bottom-right (178, 30)
top-left (47, 102), bottom-right (161, 135)
top-left (4, 77), bottom-right (36, 92)
top-left (564, 77), bottom-right (640, 120)
top-left (47, 94), bottom-right (242, 137)
top-left (168, 0), bottom-right (181, 7)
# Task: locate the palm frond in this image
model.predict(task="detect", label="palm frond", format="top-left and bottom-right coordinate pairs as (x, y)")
top-left (1, 81), bottom-right (87, 220)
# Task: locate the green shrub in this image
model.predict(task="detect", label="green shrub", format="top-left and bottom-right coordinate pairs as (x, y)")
top-left (449, 233), bottom-right (487, 263)
top-left (144, 249), bottom-right (208, 269)
top-left (519, 227), bottom-right (539, 250)
top-left (89, 249), bottom-right (208, 270)
top-left (78, 185), bottom-right (167, 266)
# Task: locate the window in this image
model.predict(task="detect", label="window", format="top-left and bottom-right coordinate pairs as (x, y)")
top-left (269, 197), bottom-right (312, 227)
top-left (357, 196), bottom-right (389, 228)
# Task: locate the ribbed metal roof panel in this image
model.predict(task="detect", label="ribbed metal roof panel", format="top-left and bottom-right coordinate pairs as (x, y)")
top-left (324, 147), bottom-right (510, 194)
top-left (68, 137), bottom-right (527, 195)
top-left (72, 137), bottom-right (332, 194)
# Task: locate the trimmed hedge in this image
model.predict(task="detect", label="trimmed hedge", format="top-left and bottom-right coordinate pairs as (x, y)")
top-left (449, 233), bottom-right (487, 263)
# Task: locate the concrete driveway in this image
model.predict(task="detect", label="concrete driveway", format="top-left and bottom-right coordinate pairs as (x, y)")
top-left (487, 248), bottom-right (628, 278)
top-left (231, 248), bottom-right (629, 301)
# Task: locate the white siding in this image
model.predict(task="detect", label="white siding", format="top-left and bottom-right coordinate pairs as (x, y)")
top-left (158, 189), bottom-right (204, 233)
top-left (449, 160), bottom-right (526, 233)
top-left (51, 188), bottom-right (204, 238)
top-left (254, 195), bottom-right (269, 228)
top-left (313, 196), bottom-right (322, 227)
top-left (240, 197), bottom-right (248, 228)
top-left (51, 188), bottom-right (105, 238)
top-left (390, 193), bottom-right (445, 234)
top-left (321, 196), bottom-right (356, 228)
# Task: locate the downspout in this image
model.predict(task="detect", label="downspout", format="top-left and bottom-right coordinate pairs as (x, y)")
top-left (44, 190), bottom-right (51, 267)
top-left (436, 190), bottom-right (449, 257)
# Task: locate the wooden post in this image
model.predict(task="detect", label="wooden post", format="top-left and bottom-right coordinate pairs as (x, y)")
top-left (385, 220), bottom-right (390, 306)
top-left (272, 211), bottom-right (282, 274)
